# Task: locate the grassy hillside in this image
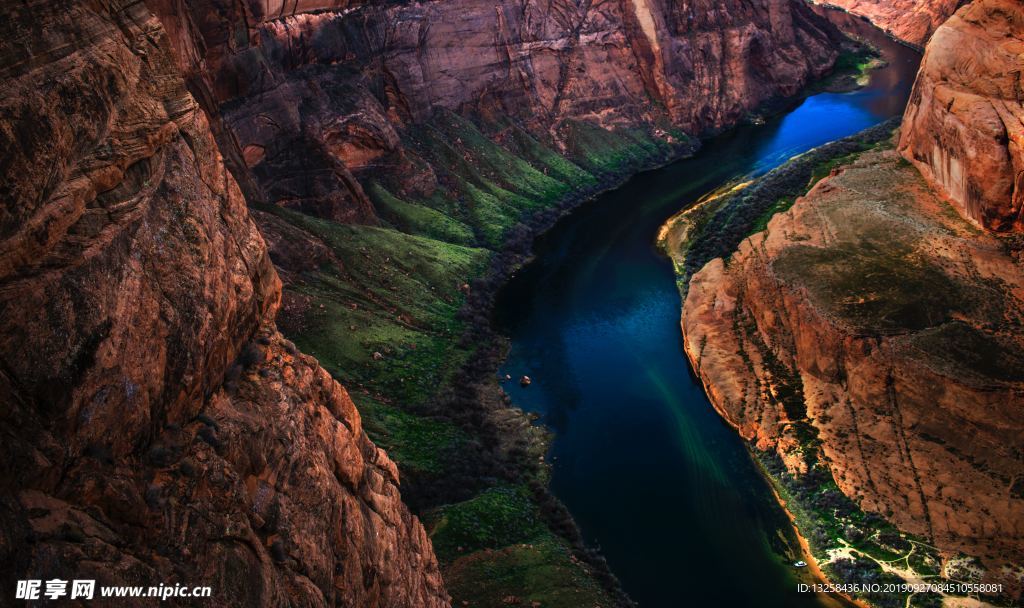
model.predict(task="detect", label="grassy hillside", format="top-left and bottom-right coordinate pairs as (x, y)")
top-left (265, 112), bottom-right (693, 607)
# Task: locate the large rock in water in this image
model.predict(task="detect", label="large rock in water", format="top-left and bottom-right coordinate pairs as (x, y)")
top-left (683, 143), bottom-right (1024, 594)
top-left (810, 0), bottom-right (964, 46)
top-left (899, 0), bottom-right (1024, 233)
top-left (0, 1), bottom-right (446, 605)
top-left (146, 0), bottom-right (842, 223)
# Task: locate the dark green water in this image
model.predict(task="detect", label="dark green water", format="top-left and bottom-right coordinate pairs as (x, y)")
top-left (493, 14), bottom-right (922, 608)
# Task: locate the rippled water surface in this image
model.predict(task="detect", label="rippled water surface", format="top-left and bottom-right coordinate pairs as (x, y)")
top-left (494, 14), bottom-right (922, 608)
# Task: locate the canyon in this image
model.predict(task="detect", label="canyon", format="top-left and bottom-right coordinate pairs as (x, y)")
top-left (0, 0), bottom-right (857, 606)
top-left (679, 0), bottom-right (1024, 603)
top-left (150, 0), bottom-right (842, 225)
top-left (4, 0), bottom-right (1020, 605)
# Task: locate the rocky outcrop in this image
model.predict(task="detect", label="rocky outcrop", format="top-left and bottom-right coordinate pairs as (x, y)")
top-left (899, 0), bottom-right (1024, 233)
top-left (810, 0), bottom-right (963, 46)
top-left (683, 143), bottom-right (1024, 593)
top-left (0, 1), bottom-right (446, 605)
top-left (147, 0), bottom-right (843, 223)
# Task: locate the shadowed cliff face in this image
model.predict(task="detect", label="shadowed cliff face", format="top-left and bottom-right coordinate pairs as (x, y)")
top-left (899, 0), bottom-right (1024, 233)
top-left (146, 0), bottom-right (842, 224)
top-left (810, 0), bottom-right (964, 46)
top-left (0, 2), bottom-right (446, 605)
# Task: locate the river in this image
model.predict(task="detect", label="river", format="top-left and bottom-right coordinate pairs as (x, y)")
top-left (492, 11), bottom-right (922, 608)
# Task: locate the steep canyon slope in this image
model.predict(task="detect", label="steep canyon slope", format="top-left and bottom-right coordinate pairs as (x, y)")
top-left (0, 1), bottom-right (446, 605)
top-left (811, 0), bottom-right (964, 46)
top-left (139, 2), bottom-right (850, 604)
top-left (681, 0), bottom-right (1024, 601)
top-left (150, 0), bottom-right (843, 224)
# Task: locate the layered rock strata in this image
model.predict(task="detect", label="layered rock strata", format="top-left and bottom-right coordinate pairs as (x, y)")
top-left (899, 0), bottom-right (1024, 233)
top-left (0, 1), bottom-right (446, 605)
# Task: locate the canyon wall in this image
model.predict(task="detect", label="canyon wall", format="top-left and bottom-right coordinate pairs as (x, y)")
top-left (811, 0), bottom-right (964, 46)
top-left (684, 144), bottom-right (1024, 582)
top-left (899, 0), bottom-right (1024, 233)
top-left (146, 0), bottom-right (843, 224)
top-left (681, 0), bottom-right (1024, 597)
top-left (0, 1), bottom-right (446, 605)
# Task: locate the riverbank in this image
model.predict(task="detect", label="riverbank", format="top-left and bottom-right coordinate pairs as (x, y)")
top-left (658, 119), bottom-right (900, 294)
top-left (433, 33), bottom-right (902, 607)
top-left (489, 11), bottom-right (926, 604)
top-left (269, 11), bottom-right (893, 605)
top-left (277, 128), bottom-right (697, 608)
top-left (659, 133), bottom-right (888, 606)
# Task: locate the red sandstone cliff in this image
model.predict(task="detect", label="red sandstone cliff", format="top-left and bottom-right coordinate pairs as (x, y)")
top-left (146, 0), bottom-right (843, 223)
top-left (899, 0), bottom-right (1024, 233)
top-left (811, 0), bottom-right (964, 46)
top-left (680, 1), bottom-right (1024, 598)
top-left (683, 145), bottom-right (1024, 585)
top-left (0, 2), bottom-right (446, 605)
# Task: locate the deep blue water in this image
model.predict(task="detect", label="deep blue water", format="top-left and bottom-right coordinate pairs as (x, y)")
top-left (493, 14), bottom-right (922, 608)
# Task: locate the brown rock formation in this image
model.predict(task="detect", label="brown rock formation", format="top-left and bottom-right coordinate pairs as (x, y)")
top-left (683, 144), bottom-right (1024, 591)
top-left (147, 0), bottom-right (843, 223)
top-left (810, 0), bottom-right (964, 46)
top-left (899, 0), bottom-right (1024, 233)
top-left (0, 1), bottom-right (446, 605)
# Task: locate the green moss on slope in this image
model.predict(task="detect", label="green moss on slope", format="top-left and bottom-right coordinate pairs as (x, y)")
top-left (369, 182), bottom-right (476, 245)
top-left (426, 486), bottom-right (548, 562)
top-left (264, 205), bottom-right (489, 405)
top-left (265, 110), bottom-right (692, 606)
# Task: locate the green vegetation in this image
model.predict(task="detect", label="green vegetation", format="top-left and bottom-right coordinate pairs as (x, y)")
top-left (368, 182), bottom-right (476, 245)
top-left (561, 119), bottom-right (689, 174)
top-left (910, 321), bottom-right (1024, 383)
top-left (357, 395), bottom-right (470, 476)
top-left (834, 46), bottom-right (881, 75)
top-left (443, 536), bottom-right (615, 608)
top-left (756, 420), bottom-right (947, 608)
top-left (774, 242), bottom-right (965, 333)
top-left (748, 150), bottom-right (863, 234)
top-left (426, 485), bottom-right (548, 561)
top-left (264, 205), bottom-right (489, 405)
top-left (813, 43), bottom-right (886, 92)
top-left (658, 119), bottom-right (897, 295)
top-left (265, 111), bottom-right (692, 603)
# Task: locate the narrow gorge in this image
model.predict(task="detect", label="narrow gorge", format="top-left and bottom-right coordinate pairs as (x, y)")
top-left (1, 0), bottom-right (1020, 607)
